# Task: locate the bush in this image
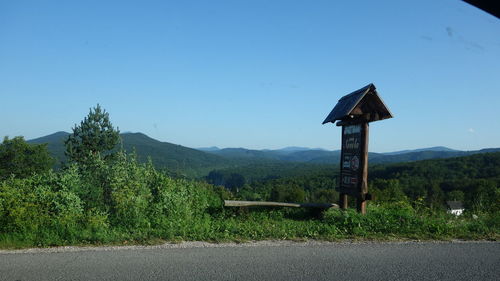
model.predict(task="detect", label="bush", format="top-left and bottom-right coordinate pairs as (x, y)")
top-left (75, 152), bottom-right (223, 234)
top-left (0, 136), bottom-right (54, 180)
top-left (0, 150), bottom-right (225, 246)
top-left (0, 171), bottom-right (85, 244)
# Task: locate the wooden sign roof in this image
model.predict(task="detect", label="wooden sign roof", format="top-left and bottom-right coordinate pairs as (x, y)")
top-left (322, 83), bottom-right (393, 125)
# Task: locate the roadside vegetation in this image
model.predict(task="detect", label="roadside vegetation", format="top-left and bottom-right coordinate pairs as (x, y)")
top-left (0, 105), bottom-right (498, 249)
top-left (1, 150), bottom-right (498, 249)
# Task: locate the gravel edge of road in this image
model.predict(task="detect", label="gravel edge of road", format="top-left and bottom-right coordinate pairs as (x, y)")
top-left (1, 240), bottom-right (498, 254)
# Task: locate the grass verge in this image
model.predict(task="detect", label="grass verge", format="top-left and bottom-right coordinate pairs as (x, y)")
top-left (1, 205), bottom-right (497, 249)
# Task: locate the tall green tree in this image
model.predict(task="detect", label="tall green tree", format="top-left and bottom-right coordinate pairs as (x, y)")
top-left (65, 104), bottom-right (120, 164)
top-left (0, 136), bottom-right (54, 180)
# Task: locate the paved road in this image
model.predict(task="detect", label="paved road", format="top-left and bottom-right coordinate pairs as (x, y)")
top-left (1, 241), bottom-right (499, 281)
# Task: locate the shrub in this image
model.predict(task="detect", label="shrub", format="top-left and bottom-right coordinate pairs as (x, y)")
top-left (0, 136), bottom-right (54, 180)
top-left (0, 150), bottom-right (225, 246)
top-left (0, 171), bottom-right (84, 244)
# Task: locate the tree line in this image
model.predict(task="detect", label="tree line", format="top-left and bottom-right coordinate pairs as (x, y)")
top-left (205, 152), bottom-right (500, 212)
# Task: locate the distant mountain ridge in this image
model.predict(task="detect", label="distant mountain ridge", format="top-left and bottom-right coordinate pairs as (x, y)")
top-left (27, 131), bottom-right (500, 176)
top-left (196, 145), bottom-right (462, 155)
top-left (198, 145), bottom-right (499, 164)
top-left (28, 132), bottom-right (233, 177)
top-left (381, 146), bottom-right (460, 155)
top-left (197, 146), bottom-right (220, 152)
top-left (28, 131), bottom-right (70, 164)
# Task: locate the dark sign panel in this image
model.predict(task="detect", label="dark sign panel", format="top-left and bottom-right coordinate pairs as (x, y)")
top-left (340, 124), bottom-right (363, 195)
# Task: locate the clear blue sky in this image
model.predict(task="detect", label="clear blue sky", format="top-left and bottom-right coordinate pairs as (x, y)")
top-left (1, 0), bottom-right (499, 152)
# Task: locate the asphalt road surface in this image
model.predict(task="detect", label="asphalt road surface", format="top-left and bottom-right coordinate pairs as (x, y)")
top-left (1, 241), bottom-right (499, 281)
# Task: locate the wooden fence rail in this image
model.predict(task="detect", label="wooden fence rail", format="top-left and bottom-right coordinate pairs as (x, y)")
top-left (224, 200), bottom-right (338, 209)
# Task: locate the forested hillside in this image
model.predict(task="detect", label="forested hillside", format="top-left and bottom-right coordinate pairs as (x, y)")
top-left (369, 152), bottom-right (500, 210)
top-left (24, 128), bottom-right (500, 212)
top-left (27, 131), bottom-right (69, 166)
top-left (210, 152), bottom-right (500, 212)
top-left (120, 133), bottom-right (233, 177)
top-left (29, 132), bottom-right (238, 177)
top-left (29, 131), bottom-right (499, 178)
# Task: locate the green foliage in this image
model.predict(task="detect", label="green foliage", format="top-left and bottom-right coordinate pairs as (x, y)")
top-left (467, 179), bottom-right (499, 212)
top-left (0, 150), bottom-right (498, 248)
top-left (206, 171), bottom-right (246, 192)
top-left (3, 103), bottom-right (496, 248)
top-left (27, 132), bottom-right (70, 168)
top-left (120, 133), bottom-right (234, 178)
top-left (324, 203), bottom-right (425, 237)
top-left (214, 152), bottom-right (487, 211)
top-left (270, 184), bottom-right (306, 202)
top-left (322, 203), bottom-right (499, 239)
top-left (30, 131), bottom-right (234, 177)
top-left (447, 190), bottom-right (465, 201)
top-left (370, 179), bottom-right (408, 203)
top-left (369, 152), bottom-right (500, 210)
top-left (0, 149), bottom-right (225, 247)
top-left (65, 104), bottom-right (120, 164)
top-left (0, 171), bottom-right (87, 244)
top-left (216, 163), bottom-right (339, 204)
top-left (225, 173), bottom-right (245, 191)
top-left (0, 136), bottom-right (54, 180)
top-left (210, 162), bottom-right (337, 183)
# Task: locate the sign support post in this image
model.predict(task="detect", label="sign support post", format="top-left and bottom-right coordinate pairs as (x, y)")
top-left (357, 121), bottom-right (369, 214)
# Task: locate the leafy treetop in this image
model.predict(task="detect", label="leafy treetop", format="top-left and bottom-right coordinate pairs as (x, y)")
top-left (0, 136), bottom-right (54, 180)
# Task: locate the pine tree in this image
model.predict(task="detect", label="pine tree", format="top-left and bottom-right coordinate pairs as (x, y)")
top-left (65, 104), bottom-right (120, 164)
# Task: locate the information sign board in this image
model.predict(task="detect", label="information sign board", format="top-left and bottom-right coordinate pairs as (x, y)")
top-left (339, 123), bottom-right (366, 195)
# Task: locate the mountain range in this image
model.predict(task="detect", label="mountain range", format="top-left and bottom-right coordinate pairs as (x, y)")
top-left (28, 132), bottom-right (232, 177)
top-left (28, 131), bottom-right (500, 177)
top-left (197, 146), bottom-right (499, 164)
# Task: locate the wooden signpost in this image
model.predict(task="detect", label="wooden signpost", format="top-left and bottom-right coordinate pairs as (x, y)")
top-left (322, 84), bottom-right (392, 214)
